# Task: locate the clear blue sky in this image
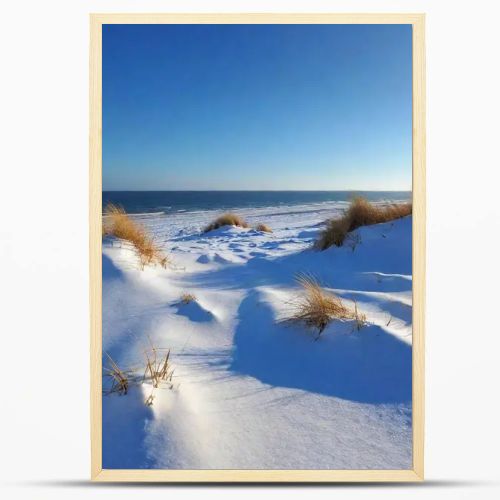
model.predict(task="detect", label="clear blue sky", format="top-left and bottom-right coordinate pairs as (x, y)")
top-left (103, 24), bottom-right (412, 191)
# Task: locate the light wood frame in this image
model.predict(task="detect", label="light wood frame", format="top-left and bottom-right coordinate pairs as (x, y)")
top-left (90, 13), bottom-right (425, 483)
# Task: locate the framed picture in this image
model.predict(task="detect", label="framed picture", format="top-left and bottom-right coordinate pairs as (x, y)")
top-left (90, 13), bottom-right (425, 482)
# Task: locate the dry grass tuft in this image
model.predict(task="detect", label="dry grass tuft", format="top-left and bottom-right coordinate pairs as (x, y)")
top-left (103, 342), bottom-right (175, 406)
top-left (352, 301), bottom-right (367, 332)
top-left (103, 203), bottom-right (169, 269)
top-left (103, 353), bottom-right (130, 395)
top-left (102, 222), bottom-right (111, 238)
top-left (143, 347), bottom-right (175, 406)
top-left (318, 217), bottom-right (352, 248)
top-left (286, 274), bottom-right (354, 338)
top-left (203, 212), bottom-right (249, 233)
top-left (316, 197), bottom-right (412, 250)
top-left (180, 292), bottom-right (197, 304)
top-left (255, 223), bottom-right (273, 233)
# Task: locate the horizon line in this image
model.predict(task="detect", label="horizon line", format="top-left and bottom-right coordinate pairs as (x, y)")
top-left (102, 189), bottom-right (412, 193)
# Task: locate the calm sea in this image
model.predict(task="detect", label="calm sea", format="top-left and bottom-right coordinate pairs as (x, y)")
top-left (102, 191), bottom-right (411, 215)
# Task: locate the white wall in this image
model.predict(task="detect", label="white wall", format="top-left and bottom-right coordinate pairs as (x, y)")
top-left (1, 1), bottom-right (499, 498)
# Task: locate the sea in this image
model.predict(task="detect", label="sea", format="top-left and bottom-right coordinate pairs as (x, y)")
top-left (102, 191), bottom-right (411, 215)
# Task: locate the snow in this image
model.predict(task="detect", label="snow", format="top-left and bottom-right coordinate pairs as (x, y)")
top-left (102, 204), bottom-right (412, 470)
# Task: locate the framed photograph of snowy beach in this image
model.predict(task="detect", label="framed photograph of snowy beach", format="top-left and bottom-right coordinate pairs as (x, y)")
top-left (90, 13), bottom-right (425, 482)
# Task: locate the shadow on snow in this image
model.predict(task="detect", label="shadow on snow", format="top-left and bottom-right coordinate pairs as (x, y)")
top-left (229, 290), bottom-right (412, 405)
top-left (175, 300), bottom-right (214, 323)
top-left (102, 386), bottom-right (155, 469)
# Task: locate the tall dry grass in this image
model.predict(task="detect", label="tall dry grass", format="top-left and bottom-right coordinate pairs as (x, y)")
top-left (255, 223), bottom-right (273, 233)
top-left (103, 353), bottom-right (130, 395)
top-left (316, 197), bottom-right (412, 250)
top-left (103, 345), bottom-right (175, 406)
top-left (143, 346), bottom-right (175, 406)
top-left (103, 203), bottom-right (169, 269)
top-left (203, 212), bottom-right (249, 233)
top-left (286, 274), bottom-right (366, 338)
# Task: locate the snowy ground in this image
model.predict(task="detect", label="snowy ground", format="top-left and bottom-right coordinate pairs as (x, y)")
top-left (102, 202), bottom-right (413, 470)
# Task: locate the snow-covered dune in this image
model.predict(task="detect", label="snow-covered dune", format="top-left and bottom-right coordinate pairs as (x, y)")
top-left (102, 207), bottom-right (412, 470)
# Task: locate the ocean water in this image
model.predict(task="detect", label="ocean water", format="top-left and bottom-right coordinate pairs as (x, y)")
top-left (102, 191), bottom-right (411, 215)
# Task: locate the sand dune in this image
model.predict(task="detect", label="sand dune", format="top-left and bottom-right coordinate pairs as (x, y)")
top-left (102, 206), bottom-right (412, 469)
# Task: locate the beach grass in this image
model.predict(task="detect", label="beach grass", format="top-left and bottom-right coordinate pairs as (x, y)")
top-left (180, 292), bottom-right (197, 304)
top-left (103, 203), bottom-right (169, 269)
top-left (143, 347), bottom-right (175, 406)
top-left (286, 274), bottom-right (364, 338)
top-left (255, 223), bottom-right (273, 233)
top-left (143, 347), bottom-right (174, 389)
top-left (204, 212), bottom-right (249, 233)
top-left (103, 353), bottom-right (130, 395)
top-left (316, 196), bottom-right (412, 250)
top-left (352, 300), bottom-right (368, 331)
top-left (103, 345), bottom-right (174, 406)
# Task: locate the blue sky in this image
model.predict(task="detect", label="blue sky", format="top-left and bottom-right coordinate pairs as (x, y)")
top-left (103, 24), bottom-right (412, 191)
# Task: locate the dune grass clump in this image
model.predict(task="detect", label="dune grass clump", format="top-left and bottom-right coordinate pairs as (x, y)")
top-left (103, 353), bottom-right (130, 395)
top-left (180, 292), bottom-right (197, 304)
top-left (318, 217), bottom-right (352, 249)
top-left (352, 301), bottom-right (368, 332)
top-left (143, 347), bottom-right (174, 390)
top-left (103, 203), bottom-right (169, 269)
top-left (143, 347), bottom-right (175, 406)
top-left (316, 197), bottom-right (412, 250)
top-left (286, 274), bottom-right (366, 338)
top-left (255, 223), bottom-right (273, 233)
top-left (288, 275), bottom-right (352, 336)
top-left (203, 212), bottom-right (249, 233)
top-left (103, 345), bottom-right (175, 406)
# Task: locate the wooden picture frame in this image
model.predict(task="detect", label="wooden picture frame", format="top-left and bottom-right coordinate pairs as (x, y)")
top-left (90, 13), bottom-right (425, 482)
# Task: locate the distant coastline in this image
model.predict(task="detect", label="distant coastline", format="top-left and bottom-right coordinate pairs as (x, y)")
top-left (102, 190), bottom-right (412, 215)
